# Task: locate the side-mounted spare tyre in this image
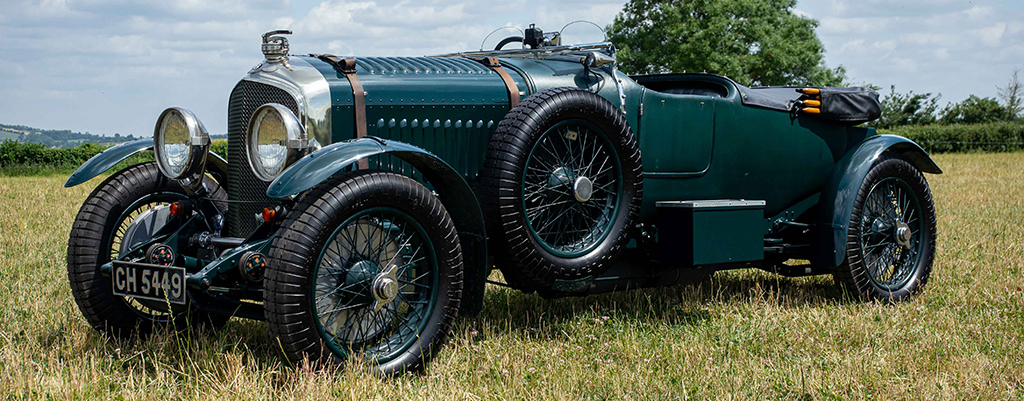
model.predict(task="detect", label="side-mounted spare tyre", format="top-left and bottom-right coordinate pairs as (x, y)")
top-left (481, 87), bottom-right (642, 293)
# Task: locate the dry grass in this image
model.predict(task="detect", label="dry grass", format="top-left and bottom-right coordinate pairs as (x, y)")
top-left (0, 153), bottom-right (1022, 400)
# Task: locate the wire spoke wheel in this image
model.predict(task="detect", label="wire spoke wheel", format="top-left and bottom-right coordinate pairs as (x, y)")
top-left (835, 155), bottom-right (937, 301)
top-left (312, 208), bottom-right (438, 362)
top-left (106, 193), bottom-right (188, 320)
top-left (523, 120), bottom-right (621, 257)
top-left (265, 170), bottom-right (461, 375)
top-left (67, 162), bottom-right (228, 339)
top-left (858, 177), bottom-right (923, 290)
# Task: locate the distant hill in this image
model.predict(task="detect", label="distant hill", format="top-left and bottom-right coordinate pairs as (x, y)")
top-left (0, 124), bottom-right (225, 149)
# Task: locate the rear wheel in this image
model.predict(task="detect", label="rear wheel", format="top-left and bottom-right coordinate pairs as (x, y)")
top-left (67, 162), bottom-right (228, 339)
top-left (834, 155), bottom-right (937, 301)
top-left (264, 170), bottom-right (462, 376)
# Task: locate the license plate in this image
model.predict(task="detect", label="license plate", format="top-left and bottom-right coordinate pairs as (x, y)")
top-left (111, 261), bottom-right (187, 305)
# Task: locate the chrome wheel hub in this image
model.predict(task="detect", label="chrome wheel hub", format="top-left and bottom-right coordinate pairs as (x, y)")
top-left (895, 222), bottom-right (912, 249)
top-left (371, 264), bottom-right (399, 311)
top-left (573, 176), bottom-right (593, 202)
top-left (524, 121), bottom-right (620, 257)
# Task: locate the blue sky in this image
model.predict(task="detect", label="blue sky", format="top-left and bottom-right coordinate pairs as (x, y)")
top-left (0, 0), bottom-right (1021, 137)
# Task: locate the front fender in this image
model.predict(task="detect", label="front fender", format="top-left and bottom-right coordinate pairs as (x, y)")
top-left (268, 137), bottom-right (488, 316)
top-left (812, 134), bottom-right (941, 267)
top-left (65, 139), bottom-right (153, 187)
top-left (65, 139), bottom-right (228, 188)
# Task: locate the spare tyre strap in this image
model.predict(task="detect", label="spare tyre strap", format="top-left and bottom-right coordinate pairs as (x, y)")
top-left (318, 54), bottom-right (369, 168)
top-left (465, 56), bottom-right (520, 108)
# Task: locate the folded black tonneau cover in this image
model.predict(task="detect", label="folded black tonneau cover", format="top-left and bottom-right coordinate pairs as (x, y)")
top-left (738, 85), bottom-right (881, 125)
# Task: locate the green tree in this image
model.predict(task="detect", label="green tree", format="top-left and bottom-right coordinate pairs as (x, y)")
top-left (940, 96), bottom-right (1007, 125)
top-left (870, 85), bottom-right (939, 129)
top-left (606, 0), bottom-right (845, 86)
top-left (997, 69), bottom-right (1022, 121)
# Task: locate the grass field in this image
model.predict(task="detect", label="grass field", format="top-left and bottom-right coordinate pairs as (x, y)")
top-left (0, 153), bottom-right (1021, 400)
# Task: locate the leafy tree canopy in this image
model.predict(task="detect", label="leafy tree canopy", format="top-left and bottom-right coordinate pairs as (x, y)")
top-left (939, 96), bottom-right (1008, 125)
top-left (869, 86), bottom-right (940, 129)
top-left (606, 0), bottom-right (845, 87)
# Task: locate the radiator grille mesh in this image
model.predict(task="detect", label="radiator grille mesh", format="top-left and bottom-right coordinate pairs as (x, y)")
top-left (226, 80), bottom-right (299, 238)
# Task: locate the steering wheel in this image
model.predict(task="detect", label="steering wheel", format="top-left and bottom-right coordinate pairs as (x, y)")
top-left (495, 36), bottom-right (524, 50)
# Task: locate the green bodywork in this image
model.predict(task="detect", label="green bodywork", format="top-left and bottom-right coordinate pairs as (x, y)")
top-left (289, 54), bottom-right (938, 268)
top-left (65, 49), bottom-right (941, 316)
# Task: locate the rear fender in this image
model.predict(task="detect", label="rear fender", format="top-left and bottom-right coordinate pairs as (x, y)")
top-left (812, 134), bottom-right (941, 267)
top-left (267, 137), bottom-right (488, 316)
top-left (64, 139), bottom-right (228, 188)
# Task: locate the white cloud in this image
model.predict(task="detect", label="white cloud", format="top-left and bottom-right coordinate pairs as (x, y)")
top-left (294, 1), bottom-right (374, 35)
top-left (965, 6), bottom-right (994, 21)
top-left (902, 32), bottom-right (959, 46)
top-left (43, 89), bottom-right (76, 100)
top-left (973, 23), bottom-right (1007, 47)
top-left (802, 0), bottom-right (1024, 106)
top-left (828, 0), bottom-right (848, 15)
top-left (891, 57), bottom-right (917, 73)
top-left (0, 0), bottom-right (1021, 137)
top-left (999, 44), bottom-right (1024, 61)
top-left (839, 39), bottom-right (896, 56)
top-left (819, 16), bottom-right (888, 34)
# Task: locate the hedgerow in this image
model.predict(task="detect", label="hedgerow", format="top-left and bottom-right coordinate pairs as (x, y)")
top-left (878, 122), bottom-right (1024, 153)
top-left (0, 140), bottom-right (229, 175)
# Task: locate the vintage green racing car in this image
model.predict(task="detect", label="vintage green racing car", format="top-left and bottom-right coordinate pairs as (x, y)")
top-left (64, 25), bottom-right (940, 375)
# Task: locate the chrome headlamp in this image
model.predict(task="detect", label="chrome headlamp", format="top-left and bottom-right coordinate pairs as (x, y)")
top-left (153, 107), bottom-right (210, 183)
top-left (247, 103), bottom-right (307, 182)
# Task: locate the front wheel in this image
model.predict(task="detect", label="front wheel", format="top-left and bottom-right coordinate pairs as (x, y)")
top-left (264, 170), bottom-right (462, 376)
top-left (67, 162), bottom-right (228, 339)
top-left (834, 154), bottom-right (937, 301)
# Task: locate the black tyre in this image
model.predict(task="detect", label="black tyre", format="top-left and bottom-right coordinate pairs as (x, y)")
top-left (67, 162), bottom-right (228, 339)
top-left (480, 87), bottom-right (642, 291)
top-left (264, 170), bottom-right (462, 376)
top-left (834, 154), bottom-right (937, 301)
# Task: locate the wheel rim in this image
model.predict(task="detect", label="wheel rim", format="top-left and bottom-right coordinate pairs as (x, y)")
top-left (312, 207), bottom-right (439, 363)
top-left (104, 192), bottom-right (189, 321)
top-left (858, 177), bottom-right (924, 291)
top-left (521, 120), bottom-right (622, 258)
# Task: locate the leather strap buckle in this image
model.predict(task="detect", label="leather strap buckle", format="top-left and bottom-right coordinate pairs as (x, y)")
top-left (317, 54), bottom-right (369, 168)
top-left (464, 56), bottom-right (521, 108)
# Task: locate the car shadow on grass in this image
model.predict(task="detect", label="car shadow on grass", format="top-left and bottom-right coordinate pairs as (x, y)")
top-left (70, 269), bottom-right (855, 371)
top-left (466, 268), bottom-right (854, 341)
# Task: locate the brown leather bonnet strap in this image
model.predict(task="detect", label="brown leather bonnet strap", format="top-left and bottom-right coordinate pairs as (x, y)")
top-left (318, 55), bottom-right (367, 138)
top-left (318, 55), bottom-right (369, 168)
top-left (464, 56), bottom-right (520, 108)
